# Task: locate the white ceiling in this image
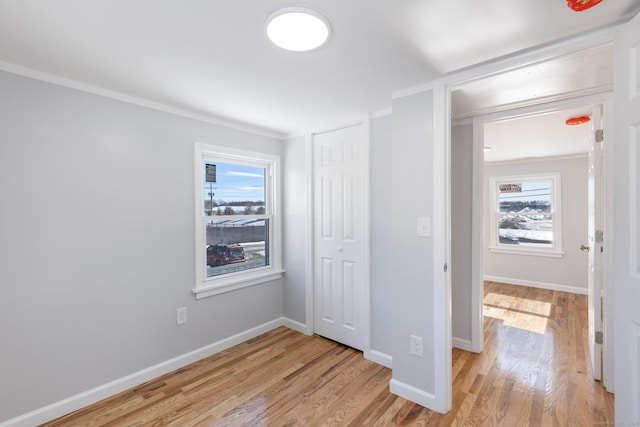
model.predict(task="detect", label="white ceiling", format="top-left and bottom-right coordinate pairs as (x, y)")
top-left (0, 1), bottom-right (638, 138)
top-left (482, 107), bottom-right (596, 163)
top-left (451, 45), bottom-right (614, 120)
top-left (454, 44), bottom-right (612, 163)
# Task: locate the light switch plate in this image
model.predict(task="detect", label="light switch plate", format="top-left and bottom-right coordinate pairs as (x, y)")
top-left (417, 217), bottom-right (431, 237)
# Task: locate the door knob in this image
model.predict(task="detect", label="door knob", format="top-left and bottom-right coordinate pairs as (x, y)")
top-left (580, 244), bottom-right (590, 252)
top-left (337, 246), bottom-right (343, 252)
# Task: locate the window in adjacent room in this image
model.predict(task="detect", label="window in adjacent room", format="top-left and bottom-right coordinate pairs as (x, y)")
top-left (489, 173), bottom-right (563, 257)
top-left (194, 143), bottom-right (282, 298)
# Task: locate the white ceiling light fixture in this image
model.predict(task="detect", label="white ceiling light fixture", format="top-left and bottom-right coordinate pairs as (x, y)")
top-left (266, 7), bottom-right (331, 52)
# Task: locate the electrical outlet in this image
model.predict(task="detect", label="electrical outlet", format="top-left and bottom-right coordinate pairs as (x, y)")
top-left (176, 307), bottom-right (187, 325)
top-left (410, 335), bottom-right (423, 357)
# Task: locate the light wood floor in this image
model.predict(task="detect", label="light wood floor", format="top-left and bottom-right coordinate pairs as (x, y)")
top-left (42, 282), bottom-right (613, 426)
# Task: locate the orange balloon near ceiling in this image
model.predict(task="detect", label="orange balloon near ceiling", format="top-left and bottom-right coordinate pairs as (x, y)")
top-left (565, 116), bottom-right (591, 125)
top-left (567, 0), bottom-right (603, 12)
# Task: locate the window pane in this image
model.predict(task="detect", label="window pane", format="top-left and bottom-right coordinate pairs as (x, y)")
top-left (205, 218), bottom-right (270, 277)
top-left (498, 180), bottom-right (553, 247)
top-left (204, 161), bottom-right (266, 216)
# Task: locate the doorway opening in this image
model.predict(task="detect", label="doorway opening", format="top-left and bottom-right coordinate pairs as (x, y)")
top-left (448, 97), bottom-right (613, 420)
top-left (448, 45), bottom-right (615, 408)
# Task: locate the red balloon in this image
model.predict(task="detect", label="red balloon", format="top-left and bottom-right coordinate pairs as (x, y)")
top-left (565, 116), bottom-right (591, 125)
top-left (567, 0), bottom-right (603, 12)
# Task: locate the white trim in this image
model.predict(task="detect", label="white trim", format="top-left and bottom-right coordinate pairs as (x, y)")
top-left (283, 317), bottom-right (310, 335)
top-left (192, 269), bottom-right (284, 299)
top-left (432, 82), bottom-right (452, 414)
top-left (485, 152), bottom-right (589, 166)
top-left (453, 84), bottom-right (613, 121)
top-left (452, 337), bottom-right (474, 352)
top-left (452, 116), bottom-right (474, 126)
top-left (602, 92), bottom-right (615, 392)
top-left (487, 247), bottom-right (565, 258)
top-left (304, 133), bottom-right (315, 337)
top-left (389, 379), bottom-right (438, 409)
top-left (284, 115), bottom-right (372, 140)
top-left (484, 275), bottom-right (588, 295)
top-left (361, 117), bottom-right (373, 360)
top-left (369, 108), bottom-right (392, 119)
top-left (392, 81), bottom-right (436, 101)
top-left (630, 124), bottom-right (640, 279)
top-left (308, 115), bottom-right (371, 136)
top-left (0, 61), bottom-right (286, 140)
top-left (367, 350), bottom-right (393, 369)
top-left (0, 319), bottom-right (285, 427)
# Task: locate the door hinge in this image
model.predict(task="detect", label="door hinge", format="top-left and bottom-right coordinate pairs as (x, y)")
top-left (595, 331), bottom-right (603, 345)
top-left (595, 129), bottom-right (604, 143)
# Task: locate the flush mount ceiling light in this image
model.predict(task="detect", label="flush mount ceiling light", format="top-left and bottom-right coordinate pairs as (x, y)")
top-left (266, 7), bottom-right (330, 52)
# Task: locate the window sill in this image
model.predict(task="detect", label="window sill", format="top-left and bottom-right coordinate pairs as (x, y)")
top-left (193, 268), bottom-right (284, 299)
top-left (488, 246), bottom-right (565, 258)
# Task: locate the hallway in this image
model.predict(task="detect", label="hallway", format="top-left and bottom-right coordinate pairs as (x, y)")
top-left (447, 281), bottom-right (613, 425)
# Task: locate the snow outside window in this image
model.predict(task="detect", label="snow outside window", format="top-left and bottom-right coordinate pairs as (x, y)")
top-left (489, 173), bottom-right (564, 258)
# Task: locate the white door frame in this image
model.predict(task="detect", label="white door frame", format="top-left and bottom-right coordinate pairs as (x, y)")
top-left (304, 116), bottom-right (372, 358)
top-left (435, 26), bottom-right (621, 408)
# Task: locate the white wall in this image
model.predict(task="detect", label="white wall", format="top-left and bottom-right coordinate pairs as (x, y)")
top-left (0, 70), bottom-right (285, 423)
top-left (483, 156), bottom-right (589, 292)
top-left (451, 123), bottom-right (473, 345)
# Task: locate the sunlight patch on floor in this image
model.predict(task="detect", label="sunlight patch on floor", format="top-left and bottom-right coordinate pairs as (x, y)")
top-left (483, 293), bottom-right (552, 334)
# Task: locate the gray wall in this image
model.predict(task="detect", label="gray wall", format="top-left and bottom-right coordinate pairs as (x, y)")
top-left (391, 91), bottom-right (436, 393)
top-left (282, 135), bottom-right (307, 325)
top-left (370, 115), bottom-right (393, 356)
top-left (483, 156), bottom-right (589, 290)
top-left (451, 123), bottom-right (473, 345)
top-left (0, 70), bottom-right (284, 422)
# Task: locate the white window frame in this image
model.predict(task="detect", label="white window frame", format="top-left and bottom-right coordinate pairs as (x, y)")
top-left (193, 143), bottom-right (283, 299)
top-left (488, 172), bottom-right (564, 258)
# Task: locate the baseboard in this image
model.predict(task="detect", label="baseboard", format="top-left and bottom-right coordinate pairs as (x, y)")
top-left (0, 318), bottom-right (285, 427)
top-left (452, 337), bottom-right (473, 352)
top-left (283, 317), bottom-right (310, 335)
top-left (366, 349), bottom-right (392, 368)
top-left (389, 378), bottom-right (438, 410)
top-left (483, 275), bottom-right (588, 295)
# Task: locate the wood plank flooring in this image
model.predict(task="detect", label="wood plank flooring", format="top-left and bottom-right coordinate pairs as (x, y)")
top-left (42, 282), bottom-right (613, 426)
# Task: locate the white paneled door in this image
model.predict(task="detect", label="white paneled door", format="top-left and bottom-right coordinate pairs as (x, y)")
top-left (313, 124), bottom-right (366, 351)
top-left (614, 11), bottom-right (640, 423)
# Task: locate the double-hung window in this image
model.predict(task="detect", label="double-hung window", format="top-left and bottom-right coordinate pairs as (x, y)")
top-left (489, 172), bottom-right (563, 257)
top-left (193, 143), bottom-right (282, 298)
